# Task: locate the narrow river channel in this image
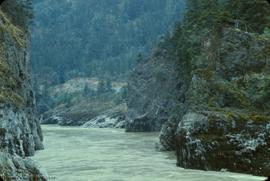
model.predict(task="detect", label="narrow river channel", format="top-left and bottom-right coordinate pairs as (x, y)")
top-left (33, 125), bottom-right (265, 181)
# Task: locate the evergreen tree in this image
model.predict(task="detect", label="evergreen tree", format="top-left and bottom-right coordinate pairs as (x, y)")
top-left (30, 0), bottom-right (186, 82)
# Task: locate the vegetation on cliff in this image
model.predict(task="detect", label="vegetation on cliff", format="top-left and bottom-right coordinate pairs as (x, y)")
top-left (127, 0), bottom-right (270, 176)
top-left (0, 1), bottom-right (47, 180)
top-left (0, 10), bottom-right (25, 108)
top-left (172, 0), bottom-right (270, 176)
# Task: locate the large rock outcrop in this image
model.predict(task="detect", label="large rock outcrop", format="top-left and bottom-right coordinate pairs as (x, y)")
top-left (0, 7), bottom-right (47, 181)
top-left (126, 48), bottom-right (186, 132)
top-left (173, 28), bottom-right (270, 176)
top-left (127, 26), bottom-right (270, 176)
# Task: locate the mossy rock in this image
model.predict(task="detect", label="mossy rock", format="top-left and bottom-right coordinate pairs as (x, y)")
top-left (0, 61), bottom-right (24, 108)
top-left (0, 11), bottom-right (25, 47)
top-left (176, 111), bottom-right (270, 176)
top-left (194, 68), bottom-right (214, 80)
top-left (0, 90), bottom-right (24, 108)
top-left (210, 80), bottom-right (250, 108)
top-left (0, 11), bottom-right (26, 108)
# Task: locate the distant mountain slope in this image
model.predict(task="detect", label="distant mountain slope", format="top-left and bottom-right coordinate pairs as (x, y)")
top-left (31, 0), bottom-right (185, 82)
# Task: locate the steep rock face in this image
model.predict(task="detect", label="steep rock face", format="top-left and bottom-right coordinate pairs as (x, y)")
top-left (127, 26), bottom-right (270, 176)
top-left (174, 28), bottom-right (270, 176)
top-left (126, 50), bottom-right (186, 132)
top-left (0, 8), bottom-right (47, 180)
top-left (0, 107), bottom-right (43, 157)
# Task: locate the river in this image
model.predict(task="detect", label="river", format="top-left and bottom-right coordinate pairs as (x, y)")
top-left (33, 125), bottom-right (265, 181)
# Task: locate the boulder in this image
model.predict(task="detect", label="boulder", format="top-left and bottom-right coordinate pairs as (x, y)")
top-left (176, 112), bottom-right (270, 176)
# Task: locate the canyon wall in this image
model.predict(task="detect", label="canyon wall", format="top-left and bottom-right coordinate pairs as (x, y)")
top-left (126, 1), bottom-right (270, 176)
top-left (0, 1), bottom-right (47, 180)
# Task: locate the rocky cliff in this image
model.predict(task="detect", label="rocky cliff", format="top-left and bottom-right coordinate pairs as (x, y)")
top-left (126, 1), bottom-right (270, 176)
top-left (126, 45), bottom-right (184, 133)
top-left (173, 28), bottom-right (270, 176)
top-left (0, 6), bottom-right (47, 181)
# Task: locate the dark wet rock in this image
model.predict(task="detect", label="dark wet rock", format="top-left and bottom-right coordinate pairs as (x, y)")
top-left (159, 121), bottom-right (178, 151)
top-left (41, 115), bottom-right (61, 125)
top-left (126, 114), bottom-right (166, 132)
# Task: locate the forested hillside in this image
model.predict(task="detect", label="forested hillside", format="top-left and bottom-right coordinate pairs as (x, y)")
top-left (31, 0), bottom-right (185, 83)
top-left (126, 0), bottom-right (270, 176)
top-left (30, 0), bottom-right (185, 125)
